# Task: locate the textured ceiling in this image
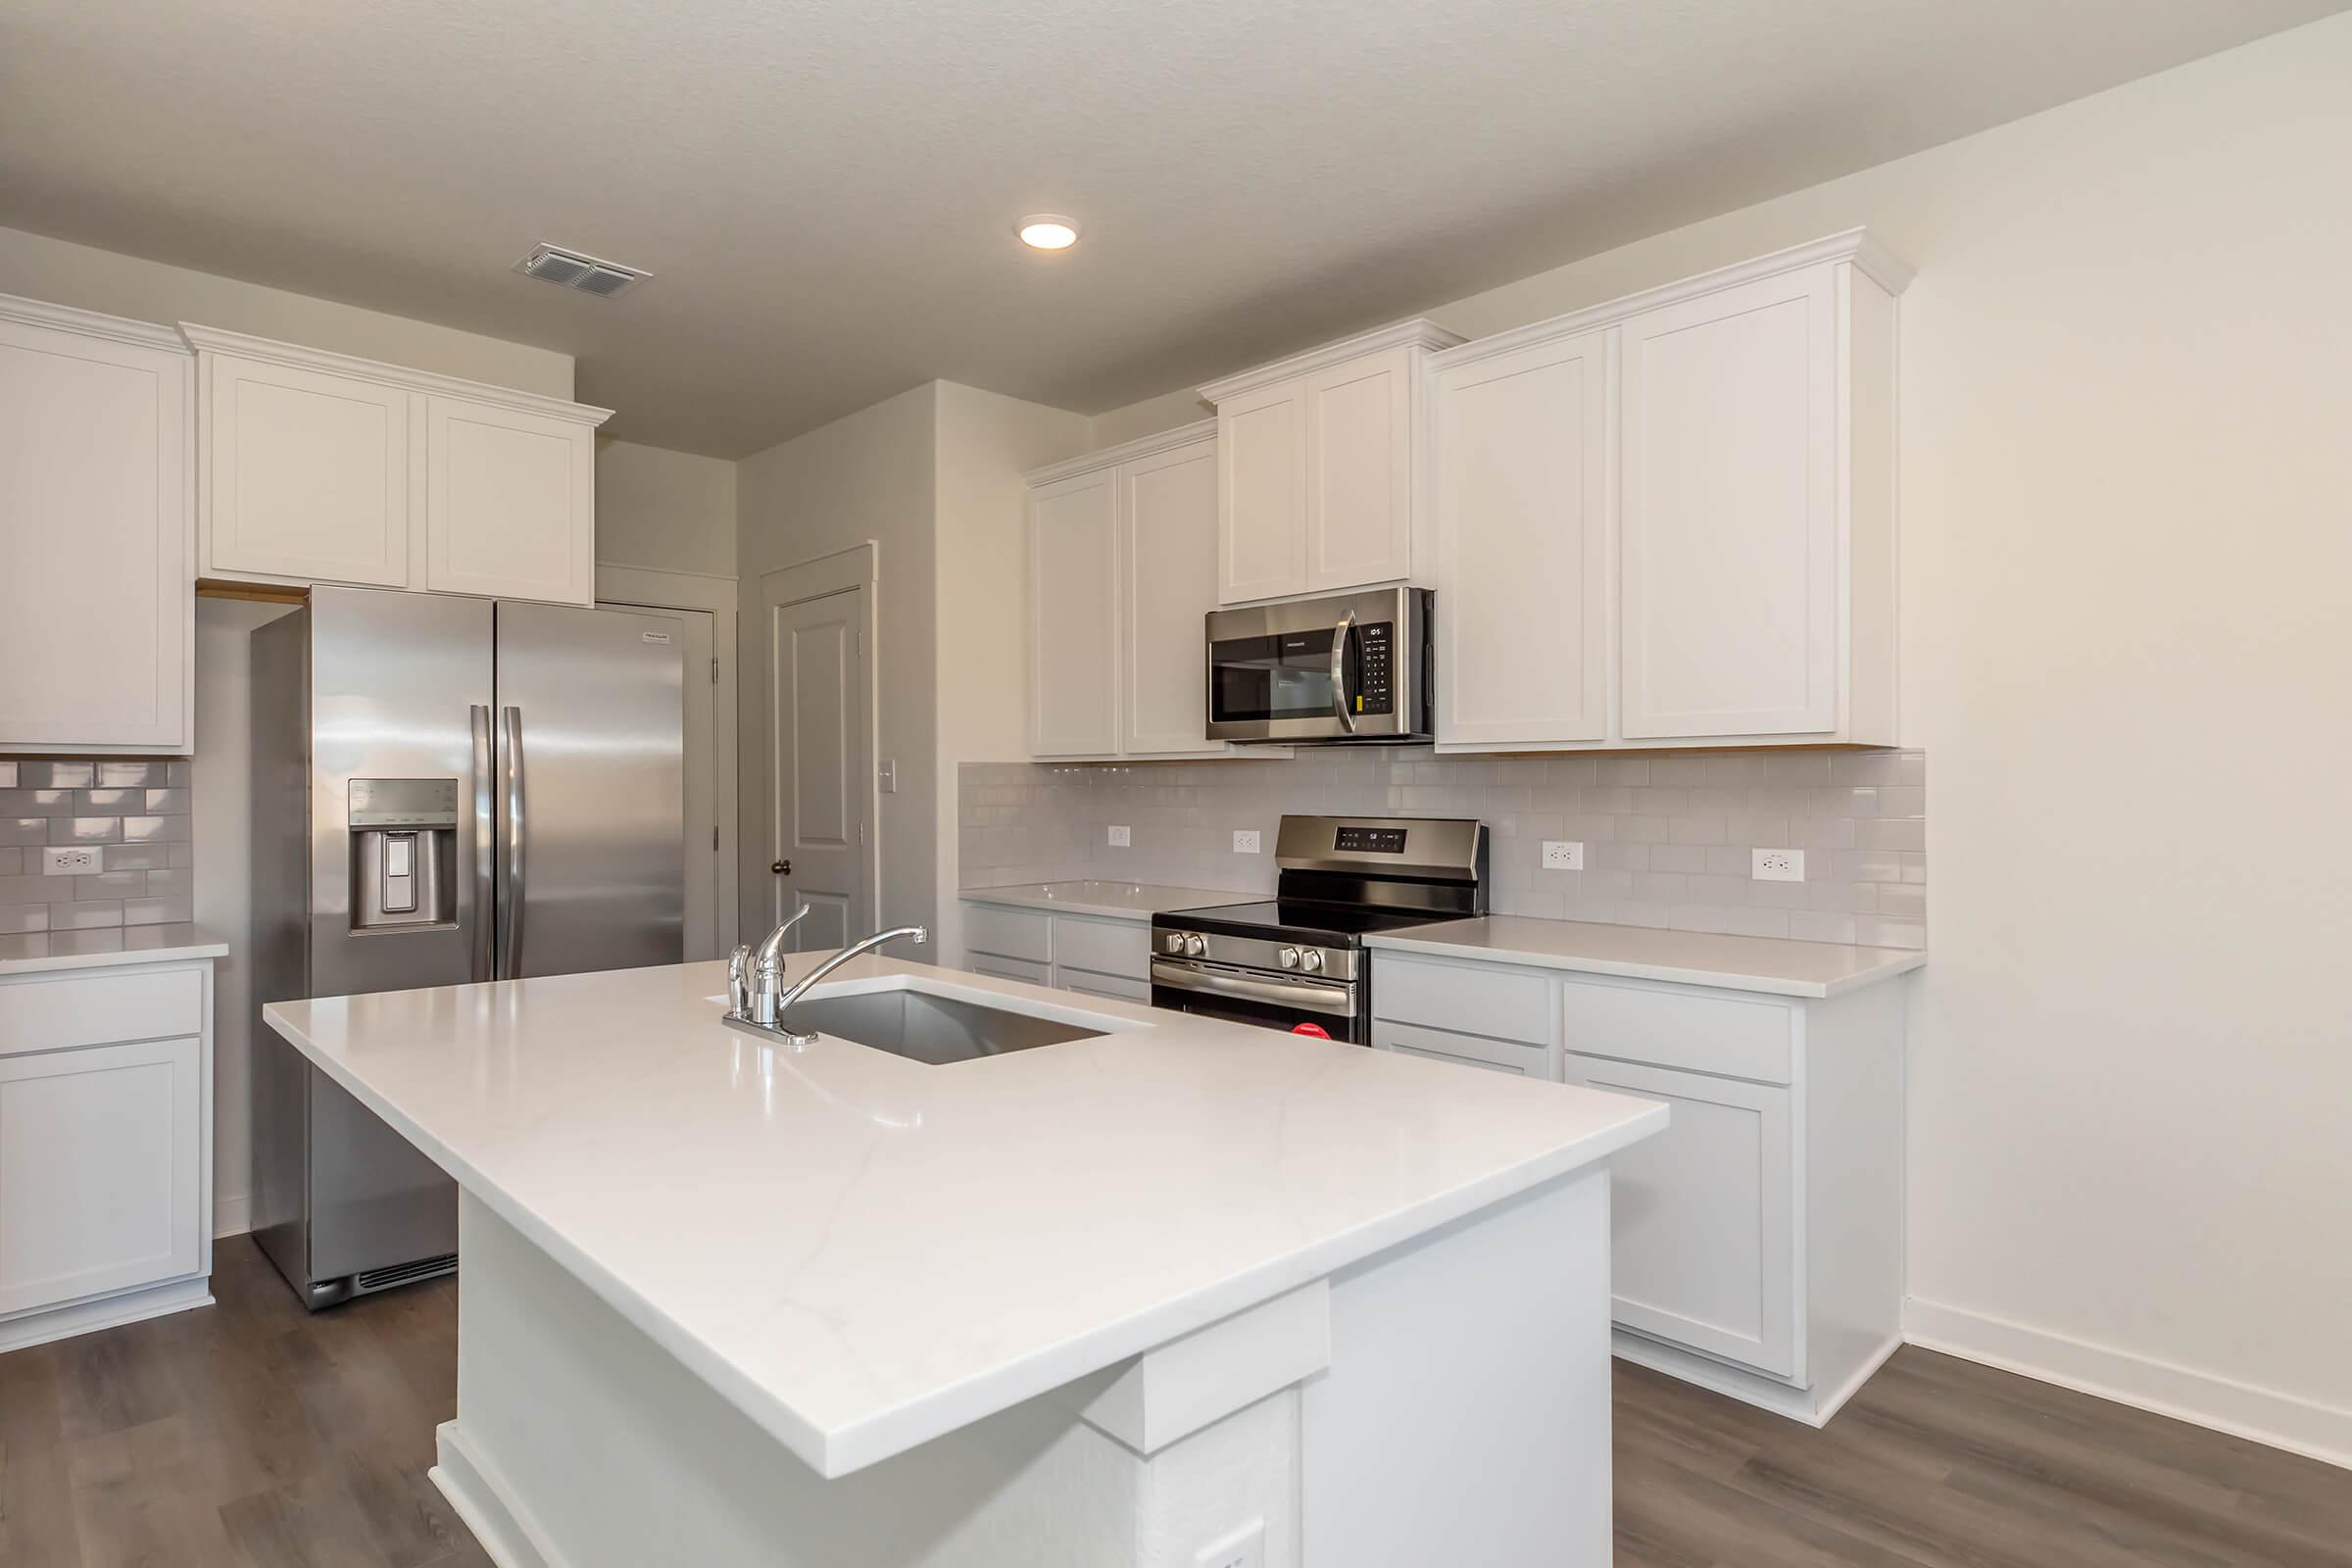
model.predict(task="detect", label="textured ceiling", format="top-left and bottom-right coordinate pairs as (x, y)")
top-left (2, 0), bottom-right (2338, 456)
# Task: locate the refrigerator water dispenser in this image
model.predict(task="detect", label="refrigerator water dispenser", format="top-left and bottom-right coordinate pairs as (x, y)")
top-left (349, 777), bottom-right (459, 930)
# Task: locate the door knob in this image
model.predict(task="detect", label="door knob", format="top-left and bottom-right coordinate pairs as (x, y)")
top-left (772, 859), bottom-right (792, 875)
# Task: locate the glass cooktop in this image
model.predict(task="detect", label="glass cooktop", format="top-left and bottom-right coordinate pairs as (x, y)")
top-left (1158, 900), bottom-right (1461, 942)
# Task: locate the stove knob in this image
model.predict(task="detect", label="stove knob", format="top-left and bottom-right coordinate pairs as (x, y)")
top-left (1184, 933), bottom-right (1208, 958)
top-left (1163, 932), bottom-right (1185, 955)
top-left (1300, 950), bottom-right (1325, 974)
top-left (1278, 947), bottom-right (1300, 969)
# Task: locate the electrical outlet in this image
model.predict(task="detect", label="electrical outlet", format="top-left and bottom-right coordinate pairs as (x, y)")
top-left (1541, 840), bottom-right (1584, 871)
top-left (1107, 825), bottom-right (1131, 847)
top-left (1752, 848), bottom-right (1805, 883)
top-left (1232, 829), bottom-right (1261, 855)
top-left (42, 846), bottom-right (102, 875)
top-left (1193, 1519), bottom-right (1266, 1568)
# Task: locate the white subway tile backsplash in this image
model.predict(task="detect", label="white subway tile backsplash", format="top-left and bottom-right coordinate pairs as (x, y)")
top-left (6, 757), bottom-right (194, 935)
top-left (956, 749), bottom-right (1927, 951)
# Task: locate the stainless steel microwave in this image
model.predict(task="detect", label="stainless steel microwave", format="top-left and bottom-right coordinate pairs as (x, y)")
top-left (1205, 586), bottom-right (1433, 744)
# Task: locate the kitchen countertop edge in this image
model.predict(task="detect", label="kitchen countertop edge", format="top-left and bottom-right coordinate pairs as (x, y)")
top-left (0, 923), bottom-right (229, 975)
top-left (1365, 916), bottom-right (1926, 999)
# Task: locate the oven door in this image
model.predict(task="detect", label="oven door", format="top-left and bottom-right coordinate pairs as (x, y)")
top-left (1204, 587), bottom-right (1426, 743)
top-left (1150, 956), bottom-right (1365, 1043)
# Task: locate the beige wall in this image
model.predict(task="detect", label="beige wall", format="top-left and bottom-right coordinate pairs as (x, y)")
top-left (736, 385), bottom-right (940, 940)
top-left (0, 224), bottom-right (572, 397)
top-left (596, 438), bottom-right (739, 578)
top-left (1090, 16), bottom-right (2352, 1453)
top-left (931, 383), bottom-right (1093, 963)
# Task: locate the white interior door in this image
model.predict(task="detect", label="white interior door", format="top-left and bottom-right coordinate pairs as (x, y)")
top-left (762, 575), bottom-right (872, 952)
top-left (602, 601), bottom-right (720, 960)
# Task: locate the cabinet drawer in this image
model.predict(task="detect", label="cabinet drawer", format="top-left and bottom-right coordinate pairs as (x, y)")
top-left (1559, 977), bottom-right (1793, 1084)
top-left (1053, 916), bottom-right (1148, 981)
top-left (968, 954), bottom-right (1052, 988)
top-left (1372, 956), bottom-right (1550, 1045)
top-left (0, 968), bottom-right (204, 1058)
top-left (1058, 968), bottom-right (1149, 1005)
top-left (1374, 1020), bottom-right (1550, 1077)
top-left (963, 905), bottom-right (1054, 964)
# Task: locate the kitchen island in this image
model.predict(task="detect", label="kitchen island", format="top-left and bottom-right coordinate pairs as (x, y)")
top-left (262, 955), bottom-right (1664, 1568)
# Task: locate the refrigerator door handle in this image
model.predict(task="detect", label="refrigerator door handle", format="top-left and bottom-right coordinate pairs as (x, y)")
top-left (500, 704), bottom-right (526, 980)
top-left (469, 704), bottom-right (495, 983)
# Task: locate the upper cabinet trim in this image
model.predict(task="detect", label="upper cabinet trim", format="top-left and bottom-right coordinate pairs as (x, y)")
top-left (1198, 318), bottom-right (1465, 406)
top-left (176, 322), bottom-right (612, 426)
top-left (1428, 229), bottom-right (1913, 375)
top-left (1023, 418), bottom-right (1214, 488)
top-left (0, 292), bottom-right (190, 355)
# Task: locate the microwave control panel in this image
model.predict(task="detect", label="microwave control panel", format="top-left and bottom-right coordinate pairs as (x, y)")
top-left (1351, 621), bottom-right (1395, 715)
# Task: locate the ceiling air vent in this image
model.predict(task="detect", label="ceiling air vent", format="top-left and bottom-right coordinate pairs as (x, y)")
top-left (514, 243), bottom-right (650, 299)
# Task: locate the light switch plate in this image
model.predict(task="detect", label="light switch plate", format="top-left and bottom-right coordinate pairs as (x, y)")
top-left (1541, 840), bottom-right (1584, 871)
top-left (1232, 830), bottom-right (1261, 855)
top-left (43, 846), bottom-right (102, 875)
top-left (1107, 825), bottom-right (1130, 847)
top-left (1193, 1519), bottom-right (1266, 1568)
top-left (1752, 848), bottom-right (1805, 882)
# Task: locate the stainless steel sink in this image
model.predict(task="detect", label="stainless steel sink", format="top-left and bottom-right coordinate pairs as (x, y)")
top-left (771, 987), bottom-right (1106, 1065)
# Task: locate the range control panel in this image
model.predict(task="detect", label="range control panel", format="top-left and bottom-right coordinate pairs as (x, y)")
top-left (1333, 825), bottom-right (1407, 855)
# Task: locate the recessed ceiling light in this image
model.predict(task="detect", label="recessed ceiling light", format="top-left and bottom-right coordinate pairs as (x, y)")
top-left (1016, 215), bottom-right (1080, 251)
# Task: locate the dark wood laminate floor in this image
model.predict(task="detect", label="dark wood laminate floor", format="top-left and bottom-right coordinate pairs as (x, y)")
top-left (5, 1239), bottom-right (2346, 1566)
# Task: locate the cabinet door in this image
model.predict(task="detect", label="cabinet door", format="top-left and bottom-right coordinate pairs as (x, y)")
top-left (1216, 378), bottom-right (1307, 604)
top-left (1119, 438), bottom-right (1224, 755)
top-left (204, 353), bottom-right (411, 586)
top-left (1620, 266), bottom-right (1837, 739)
top-left (970, 955), bottom-right (1052, 988)
top-left (1028, 468), bottom-right (1120, 757)
top-left (1374, 1020), bottom-right (1552, 1077)
top-left (1056, 968), bottom-right (1149, 1004)
top-left (423, 395), bottom-right (596, 605)
top-left (0, 315), bottom-right (191, 752)
top-left (1559, 1054), bottom-right (1798, 1380)
top-left (1304, 344), bottom-right (1413, 591)
top-left (0, 1037), bottom-right (203, 1315)
top-left (1433, 330), bottom-right (1613, 747)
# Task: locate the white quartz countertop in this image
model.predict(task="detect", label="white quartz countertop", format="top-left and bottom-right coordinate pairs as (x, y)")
top-left (1366, 916), bottom-right (1925, 999)
top-left (262, 956), bottom-right (1663, 1478)
top-left (959, 880), bottom-right (1260, 921)
top-left (0, 923), bottom-right (228, 975)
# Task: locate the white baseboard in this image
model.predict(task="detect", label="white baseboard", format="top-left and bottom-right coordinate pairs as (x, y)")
top-left (432, 1422), bottom-right (565, 1568)
top-left (1905, 1297), bottom-right (2352, 1473)
top-left (214, 1192), bottom-right (252, 1239)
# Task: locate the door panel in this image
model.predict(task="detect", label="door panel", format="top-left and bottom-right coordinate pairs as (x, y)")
top-left (206, 353), bottom-right (410, 586)
top-left (495, 600), bottom-right (686, 979)
top-left (1434, 330), bottom-right (1613, 746)
top-left (603, 602), bottom-right (720, 960)
top-left (1028, 469), bottom-right (1119, 757)
top-left (1119, 439), bottom-right (1222, 755)
top-left (1305, 346), bottom-right (1412, 590)
top-left (1621, 268), bottom-right (1837, 738)
top-left (764, 581), bottom-right (871, 952)
top-left (424, 396), bottom-right (595, 605)
top-left (0, 1037), bottom-right (201, 1313)
top-left (1217, 381), bottom-right (1306, 604)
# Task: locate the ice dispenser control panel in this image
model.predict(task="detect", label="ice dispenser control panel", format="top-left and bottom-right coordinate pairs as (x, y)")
top-left (349, 779), bottom-right (459, 930)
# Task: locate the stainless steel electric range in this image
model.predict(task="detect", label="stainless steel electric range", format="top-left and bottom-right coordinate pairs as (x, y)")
top-left (1150, 814), bottom-right (1488, 1043)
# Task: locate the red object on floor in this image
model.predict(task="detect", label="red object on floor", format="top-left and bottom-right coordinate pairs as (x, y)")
top-left (1290, 1023), bottom-right (1332, 1038)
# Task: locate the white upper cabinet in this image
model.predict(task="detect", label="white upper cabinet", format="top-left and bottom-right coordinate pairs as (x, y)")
top-left (423, 395), bottom-right (597, 604)
top-left (183, 325), bottom-right (611, 606)
top-left (203, 351), bottom-right (411, 587)
top-left (1431, 327), bottom-right (1614, 747)
top-left (1026, 424), bottom-right (1261, 762)
top-left (1427, 229), bottom-right (1910, 753)
top-left (1200, 319), bottom-right (1462, 606)
top-left (0, 295), bottom-right (193, 754)
top-left (1028, 466), bottom-right (1121, 758)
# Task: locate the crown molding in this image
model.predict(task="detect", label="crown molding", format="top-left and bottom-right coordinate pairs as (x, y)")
top-left (1023, 417), bottom-right (1215, 486)
top-left (1198, 318), bottom-right (1466, 406)
top-left (1429, 228), bottom-right (1915, 374)
top-left (0, 292), bottom-right (190, 354)
top-left (177, 321), bottom-right (612, 425)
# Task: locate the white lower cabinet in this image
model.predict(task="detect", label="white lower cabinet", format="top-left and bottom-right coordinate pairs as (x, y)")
top-left (961, 904), bottom-right (1153, 1002)
top-left (1370, 947), bottom-right (1904, 1424)
top-left (0, 957), bottom-right (216, 1350)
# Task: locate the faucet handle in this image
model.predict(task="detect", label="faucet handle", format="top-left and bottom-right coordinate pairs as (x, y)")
top-left (727, 944), bottom-right (754, 1017)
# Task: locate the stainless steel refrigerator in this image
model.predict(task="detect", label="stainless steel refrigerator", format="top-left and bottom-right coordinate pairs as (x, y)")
top-left (250, 585), bottom-right (683, 1308)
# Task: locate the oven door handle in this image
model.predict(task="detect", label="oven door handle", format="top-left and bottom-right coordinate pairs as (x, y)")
top-left (1151, 957), bottom-right (1356, 1018)
top-left (1330, 609), bottom-right (1358, 735)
